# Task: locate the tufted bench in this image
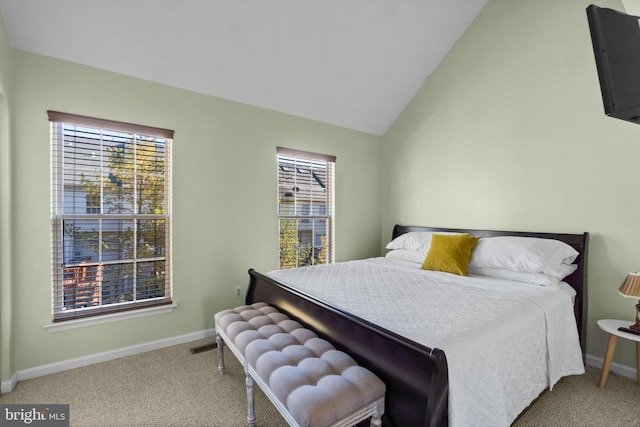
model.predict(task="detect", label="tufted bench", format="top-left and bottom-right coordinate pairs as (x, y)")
top-left (215, 303), bottom-right (385, 427)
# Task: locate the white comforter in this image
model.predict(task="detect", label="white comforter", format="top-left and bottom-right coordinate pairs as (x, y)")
top-left (267, 257), bottom-right (585, 427)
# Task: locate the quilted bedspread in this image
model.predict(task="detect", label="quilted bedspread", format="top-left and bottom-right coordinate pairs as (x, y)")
top-left (267, 257), bottom-right (585, 427)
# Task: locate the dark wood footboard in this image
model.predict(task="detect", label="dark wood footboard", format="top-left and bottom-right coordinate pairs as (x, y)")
top-left (246, 268), bottom-right (449, 427)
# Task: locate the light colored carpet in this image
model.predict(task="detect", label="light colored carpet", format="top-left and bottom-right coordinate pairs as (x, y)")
top-left (1, 338), bottom-right (639, 426)
top-left (513, 362), bottom-right (640, 427)
top-left (1, 338), bottom-right (285, 426)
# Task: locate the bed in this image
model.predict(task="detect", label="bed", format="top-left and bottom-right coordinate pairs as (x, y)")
top-left (245, 225), bottom-right (588, 426)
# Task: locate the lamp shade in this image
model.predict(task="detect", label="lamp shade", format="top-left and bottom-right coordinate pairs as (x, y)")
top-left (618, 272), bottom-right (640, 298)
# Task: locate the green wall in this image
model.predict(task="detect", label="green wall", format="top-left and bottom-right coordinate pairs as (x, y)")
top-left (0, 8), bottom-right (14, 386)
top-left (4, 0), bottom-right (640, 384)
top-left (4, 49), bottom-right (381, 375)
top-left (383, 0), bottom-right (639, 367)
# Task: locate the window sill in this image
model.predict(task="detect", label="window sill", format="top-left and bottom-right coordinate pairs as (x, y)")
top-left (43, 303), bottom-right (178, 332)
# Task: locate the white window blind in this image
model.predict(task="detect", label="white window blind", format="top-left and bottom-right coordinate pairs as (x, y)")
top-left (277, 147), bottom-right (335, 269)
top-left (49, 111), bottom-right (173, 321)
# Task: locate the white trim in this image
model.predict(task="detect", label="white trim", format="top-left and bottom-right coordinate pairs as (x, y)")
top-left (585, 353), bottom-right (638, 380)
top-left (0, 373), bottom-right (17, 394)
top-left (43, 303), bottom-right (178, 332)
top-left (3, 347), bottom-right (635, 395)
top-left (1, 328), bottom-right (215, 394)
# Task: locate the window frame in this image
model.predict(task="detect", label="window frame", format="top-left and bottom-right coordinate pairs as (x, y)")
top-left (277, 147), bottom-right (335, 269)
top-left (49, 111), bottom-right (174, 322)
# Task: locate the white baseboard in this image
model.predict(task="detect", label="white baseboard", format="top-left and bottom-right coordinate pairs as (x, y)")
top-left (0, 328), bottom-right (215, 394)
top-left (0, 373), bottom-right (17, 394)
top-left (585, 353), bottom-right (638, 380)
top-left (3, 342), bottom-right (636, 395)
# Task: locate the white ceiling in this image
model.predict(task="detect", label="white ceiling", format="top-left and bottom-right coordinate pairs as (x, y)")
top-left (0, 0), bottom-right (486, 135)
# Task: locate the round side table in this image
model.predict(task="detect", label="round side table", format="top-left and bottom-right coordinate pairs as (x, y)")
top-left (597, 319), bottom-right (640, 388)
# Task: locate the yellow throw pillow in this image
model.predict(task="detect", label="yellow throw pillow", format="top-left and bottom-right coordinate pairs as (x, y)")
top-left (421, 233), bottom-right (479, 276)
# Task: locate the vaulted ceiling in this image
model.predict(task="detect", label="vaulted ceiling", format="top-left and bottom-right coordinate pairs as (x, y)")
top-left (0, 0), bottom-right (486, 135)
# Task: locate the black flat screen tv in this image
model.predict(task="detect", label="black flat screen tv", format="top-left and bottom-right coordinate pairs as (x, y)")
top-left (587, 4), bottom-right (640, 124)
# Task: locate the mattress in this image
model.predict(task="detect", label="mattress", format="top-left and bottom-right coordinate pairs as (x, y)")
top-left (267, 257), bottom-right (585, 427)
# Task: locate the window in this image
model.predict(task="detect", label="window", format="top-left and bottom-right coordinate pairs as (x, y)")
top-left (85, 194), bottom-right (100, 214)
top-left (277, 147), bottom-right (335, 269)
top-left (49, 111), bottom-right (173, 321)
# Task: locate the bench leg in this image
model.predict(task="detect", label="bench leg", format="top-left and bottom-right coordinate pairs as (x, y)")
top-left (370, 399), bottom-right (384, 427)
top-left (216, 332), bottom-right (225, 375)
top-left (246, 371), bottom-right (256, 427)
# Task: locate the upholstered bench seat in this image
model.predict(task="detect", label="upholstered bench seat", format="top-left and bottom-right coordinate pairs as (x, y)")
top-left (214, 303), bottom-right (293, 369)
top-left (215, 303), bottom-right (385, 427)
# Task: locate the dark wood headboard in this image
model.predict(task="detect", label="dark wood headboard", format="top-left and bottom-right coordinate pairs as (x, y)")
top-left (392, 225), bottom-right (589, 351)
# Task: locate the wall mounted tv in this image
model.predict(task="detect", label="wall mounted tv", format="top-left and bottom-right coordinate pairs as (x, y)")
top-left (587, 4), bottom-right (640, 124)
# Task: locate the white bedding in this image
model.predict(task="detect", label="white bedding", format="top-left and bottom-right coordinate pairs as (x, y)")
top-left (267, 257), bottom-right (585, 427)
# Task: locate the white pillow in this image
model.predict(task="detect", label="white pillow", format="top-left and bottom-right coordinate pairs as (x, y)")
top-left (386, 231), bottom-right (462, 252)
top-left (469, 266), bottom-right (572, 288)
top-left (468, 236), bottom-right (579, 276)
top-left (548, 262), bottom-right (578, 280)
top-left (386, 232), bottom-right (434, 251)
top-left (385, 249), bottom-right (426, 264)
